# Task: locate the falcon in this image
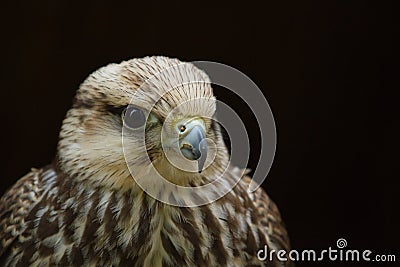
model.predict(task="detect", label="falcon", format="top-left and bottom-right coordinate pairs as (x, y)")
top-left (0, 56), bottom-right (291, 266)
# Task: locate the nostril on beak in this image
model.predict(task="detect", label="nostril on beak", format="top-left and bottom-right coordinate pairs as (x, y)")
top-left (179, 124), bottom-right (208, 172)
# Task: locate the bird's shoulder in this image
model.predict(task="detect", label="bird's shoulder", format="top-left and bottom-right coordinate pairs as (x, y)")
top-left (0, 166), bottom-right (55, 258)
top-left (240, 175), bottom-right (291, 253)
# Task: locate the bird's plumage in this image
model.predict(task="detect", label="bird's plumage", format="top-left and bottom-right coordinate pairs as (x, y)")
top-left (0, 56), bottom-right (291, 266)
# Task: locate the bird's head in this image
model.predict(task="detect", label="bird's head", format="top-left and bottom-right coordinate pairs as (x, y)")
top-left (57, 57), bottom-right (230, 192)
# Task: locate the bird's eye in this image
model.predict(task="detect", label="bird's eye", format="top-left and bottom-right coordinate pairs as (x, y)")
top-left (123, 106), bottom-right (146, 129)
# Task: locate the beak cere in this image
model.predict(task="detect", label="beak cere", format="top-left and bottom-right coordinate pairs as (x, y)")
top-left (179, 124), bottom-right (208, 173)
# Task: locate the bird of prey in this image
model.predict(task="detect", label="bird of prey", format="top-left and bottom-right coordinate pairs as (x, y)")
top-left (0, 56), bottom-right (291, 266)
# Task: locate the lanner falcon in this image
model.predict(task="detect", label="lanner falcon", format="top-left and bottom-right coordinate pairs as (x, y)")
top-left (0, 56), bottom-right (291, 266)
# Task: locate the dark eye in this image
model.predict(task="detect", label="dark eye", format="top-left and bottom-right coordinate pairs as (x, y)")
top-left (123, 106), bottom-right (146, 129)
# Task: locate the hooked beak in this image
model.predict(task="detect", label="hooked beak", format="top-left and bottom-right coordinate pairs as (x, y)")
top-left (179, 121), bottom-right (208, 173)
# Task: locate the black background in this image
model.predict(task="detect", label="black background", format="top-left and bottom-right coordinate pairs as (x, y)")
top-left (1, 1), bottom-right (398, 266)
